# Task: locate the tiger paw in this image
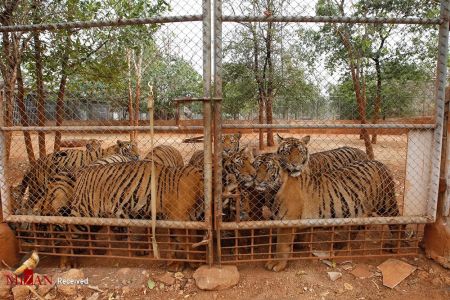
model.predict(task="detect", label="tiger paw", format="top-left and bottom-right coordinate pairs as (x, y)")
top-left (265, 260), bottom-right (287, 272)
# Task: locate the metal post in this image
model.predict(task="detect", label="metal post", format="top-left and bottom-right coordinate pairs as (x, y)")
top-left (0, 88), bottom-right (8, 221)
top-left (428, 0), bottom-right (449, 220)
top-left (202, 0), bottom-right (214, 266)
top-left (213, 0), bottom-right (223, 265)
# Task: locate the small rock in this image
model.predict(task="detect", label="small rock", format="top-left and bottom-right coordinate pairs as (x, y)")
top-left (37, 284), bottom-right (53, 296)
top-left (11, 285), bottom-right (30, 300)
top-left (296, 270), bottom-right (307, 276)
top-left (57, 269), bottom-right (85, 296)
top-left (417, 270), bottom-right (429, 280)
top-left (45, 294), bottom-right (56, 300)
top-left (303, 287), bottom-right (308, 291)
top-left (0, 270), bottom-right (13, 299)
top-left (156, 272), bottom-right (176, 286)
top-left (142, 270), bottom-right (149, 277)
top-left (147, 279), bottom-right (156, 290)
top-left (121, 279), bottom-right (127, 285)
top-left (87, 293), bottom-right (99, 300)
top-left (122, 287), bottom-right (131, 294)
top-left (193, 265), bottom-right (239, 291)
top-left (320, 291), bottom-right (330, 297)
top-left (327, 272), bottom-right (342, 282)
top-left (175, 272), bottom-right (184, 280)
top-left (160, 283), bottom-right (165, 289)
top-left (431, 277), bottom-right (442, 286)
top-left (344, 283), bottom-right (353, 291)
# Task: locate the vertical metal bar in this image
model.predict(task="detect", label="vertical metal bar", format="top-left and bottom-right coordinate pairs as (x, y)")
top-left (202, 0), bottom-right (213, 267)
top-left (428, 0), bottom-right (449, 220)
top-left (444, 87), bottom-right (450, 216)
top-left (213, 0), bottom-right (224, 266)
top-left (0, 88), bottom-right (8, 222)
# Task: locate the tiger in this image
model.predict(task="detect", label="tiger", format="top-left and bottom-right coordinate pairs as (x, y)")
top-left (221, 146), bottom-right (255, 222)
top-left (187, 133), bottom-right (243, 169)
top-left (250, 137), bottom-right (369, 220)
top-left (70, 161), bottom-right (204, 270)
top-left (13, 139), bottom-right (140, 213)
top-left (89, 153), bottom-right (138, 166)
top-left (144, 145), bottom-right (184, 167)
top-left (32, 154), bottom-right (139, 217)
top-left (261, 136), bottom-right (400, 272)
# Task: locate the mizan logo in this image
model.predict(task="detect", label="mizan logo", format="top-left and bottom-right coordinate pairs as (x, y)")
top-left (5, 269), bottom-right (52, 286)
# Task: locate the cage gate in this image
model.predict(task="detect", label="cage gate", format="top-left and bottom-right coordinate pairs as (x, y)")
top-left (0, 0), bottom-right (217, 267)
top-left (213, 0), bottom-right (449, 266)
top-left (0, 0), bottom-right (449, 268)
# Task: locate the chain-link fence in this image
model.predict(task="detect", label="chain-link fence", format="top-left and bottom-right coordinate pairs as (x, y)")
top-left (0, 0), bottom-right (213, 268)
top-left (0, 0), bottom-right (449, 268)
top-left (214, 0), bottom-right (449, 267)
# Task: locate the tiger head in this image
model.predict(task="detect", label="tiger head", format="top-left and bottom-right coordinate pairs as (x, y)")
top-left (276, 134), bottom-right (310, 177)
top-left (222, 133), bottom-right (241, 154)
top-left (103, 140), bottom-right (140, 160)
top-left (253, 153), bottom-right (282, 192)
top-left (32, 172), bottom-right (75, 216)
top-left (223, 146), bottom-right (255, 189)
top-left (85, 139), bottom-right (103, 153)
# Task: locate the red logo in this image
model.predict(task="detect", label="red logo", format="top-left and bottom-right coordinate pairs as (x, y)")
top-left (5, 269), bottom-right (52, 285)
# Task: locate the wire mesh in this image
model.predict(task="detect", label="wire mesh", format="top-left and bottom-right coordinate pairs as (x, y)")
top-left (0, 0), bottom-right (212, 264)
top-left (214, 0), bottom-right (448, 268)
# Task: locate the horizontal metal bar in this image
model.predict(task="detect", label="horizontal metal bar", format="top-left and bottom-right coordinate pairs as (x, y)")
top-left (220, 216), bottom-right (431, 229)
top-left (222, 124), bottom-right (435, 129)
top-left (6, 215), bottom-right (208, 229)
top-left (174, 97), bottom-right (222, 102)
top-left (0, 125), bottom-right (204, 132)
top-left (0, 15), bottom-right (203, 33)
top-left (222, 15), bottom-right (442, 25)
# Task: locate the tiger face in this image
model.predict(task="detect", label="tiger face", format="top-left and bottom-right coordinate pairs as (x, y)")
top-left (276, 134), bottom-right (310, 177)
top-left (253, 153), bottom-right (281, 192)
top-left (222, 133), bottom-right (241, 154)
top-left (223, 146), bottom-right (255, 188)
top-left (108, 140), bottom-right (140, 160)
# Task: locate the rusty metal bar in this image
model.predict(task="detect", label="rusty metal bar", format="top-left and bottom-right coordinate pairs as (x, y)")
top-left (219, 216), bottom-right (431, 230)
top-left (214, 0), bottom-right (224, 266)
top-left (0, 88), bottom-right (6, 222)
top-left (6, 215), bottom-right (208, 229)
top-left (428, 0), bottom-right (450, 220)
top-left (202, 0), bottom-right (214, 267)
top-left (222, 124), bottom-right (435, 129)
top-left (0, 125), bottom-right (204, 132)
top-left (222, 15), bottom-right (442, 25)
top-left (0, 15), bottom-right (204, 33)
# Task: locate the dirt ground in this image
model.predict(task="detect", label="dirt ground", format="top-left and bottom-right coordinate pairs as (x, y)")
top-left (4, 250), bottom-right (449, 300)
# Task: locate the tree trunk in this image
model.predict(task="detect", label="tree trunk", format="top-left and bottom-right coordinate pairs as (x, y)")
top-left (133, 49), bottom-right (143, 140)
top-left (265, 20), bottom-right (275, 147)
top-left (372, 57), bottom-right (382, 144)
top-left (16, 66), bottom-right (36, 162)
top-left (34, 32), bottom-right (46, 158)
top-left (126, 50), bottom-right (134, 141)
top-left (349, 63), bottom-right (374, 159)
top-left (258, 95), bottom-right (265, 150)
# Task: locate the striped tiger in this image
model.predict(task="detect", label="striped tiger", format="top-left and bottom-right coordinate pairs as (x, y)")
top-left (187, 133), bottom-right (242, 169)
top-left (250, 137), bottom-right (368, 220)
top-left (14, 139), bottom-right (140, 213)
top-left (262, 136), bottom-right (399, 272)
top-left (221, 146), bottom-right (255, 222)
top-left (144, 145), bottom-right (184, 167)
top-left (32, 154), bottom-right (138, 217)
top-left (89, 154), bottom-right (138, 166)
top-left (70, 161), bottom-right (203, 269)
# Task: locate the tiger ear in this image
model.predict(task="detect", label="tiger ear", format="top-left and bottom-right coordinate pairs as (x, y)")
top-left (117, 140), bottom-right (124, 147)
top-left (276, 133), bottom-right (284, 143)
top-left (301, 135), bottom-right (311, 145)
